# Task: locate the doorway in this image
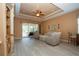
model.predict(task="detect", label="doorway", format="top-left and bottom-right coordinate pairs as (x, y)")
top-left (22, 23), bottom-right (39, 38)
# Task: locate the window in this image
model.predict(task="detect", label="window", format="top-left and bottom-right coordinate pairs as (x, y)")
top-left (29, 23), bottom-right (38, 32)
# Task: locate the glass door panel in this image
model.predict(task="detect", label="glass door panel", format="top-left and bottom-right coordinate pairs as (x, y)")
top-left (22, 23), bottom-right (29, 37)
top-left (22, 23), bottom-right (39, 37)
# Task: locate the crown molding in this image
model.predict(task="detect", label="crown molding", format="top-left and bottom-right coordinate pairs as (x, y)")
top-left (15, 13), bottom-right (45, 22)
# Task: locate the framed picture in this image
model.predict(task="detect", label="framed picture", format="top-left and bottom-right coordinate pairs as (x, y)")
top-left (48, 24), bottom-right (61, 31)
top-left (50, 24), bottom-right (57, 31)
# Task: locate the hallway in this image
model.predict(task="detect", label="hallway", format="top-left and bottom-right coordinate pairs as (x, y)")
top-left (14, 38), bottom-right (79, 56)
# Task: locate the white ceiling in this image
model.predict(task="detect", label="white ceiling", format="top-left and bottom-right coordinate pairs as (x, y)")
top-left (15, 3), bottom-right (79, 22)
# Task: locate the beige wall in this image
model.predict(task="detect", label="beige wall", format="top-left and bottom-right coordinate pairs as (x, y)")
top-left (14, 9), bottom-right (79, 40)
top-left (40, 9), bottom-right (79, 39)
top-left (14, 17), bottom-right (39, 39)
top-left (0, 4), bottom-right (7, 55)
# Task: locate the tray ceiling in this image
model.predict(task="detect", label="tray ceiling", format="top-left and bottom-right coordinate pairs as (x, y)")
top-left (15, 3), bottom-right (79, 22)
top-left (20, 3), bottom-right (62, 17)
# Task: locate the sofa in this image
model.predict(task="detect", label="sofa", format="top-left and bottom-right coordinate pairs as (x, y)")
top-left (39, 32), bottom-right (61, 45)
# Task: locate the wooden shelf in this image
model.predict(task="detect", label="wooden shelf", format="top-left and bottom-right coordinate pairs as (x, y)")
top-left (6, 5), bottom-right (11, 55)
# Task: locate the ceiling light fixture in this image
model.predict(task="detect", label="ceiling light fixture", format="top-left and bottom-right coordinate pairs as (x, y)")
top-left (33, 4), bottom-right (44, 17)
top-left (36, 13), bottom-right (40, 16)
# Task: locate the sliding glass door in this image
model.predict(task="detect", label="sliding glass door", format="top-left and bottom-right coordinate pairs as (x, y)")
top-left (22, 23), bottom-right (39, 37)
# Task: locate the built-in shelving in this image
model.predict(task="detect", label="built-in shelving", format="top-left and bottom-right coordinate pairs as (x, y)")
top-left (6, 4), bottom-right (14, 55)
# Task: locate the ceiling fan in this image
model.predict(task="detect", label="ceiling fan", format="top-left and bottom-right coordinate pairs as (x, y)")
top-left (32, 4), bottom-right (45, 17)
top-left (33, 10), bottom-right (45, 17)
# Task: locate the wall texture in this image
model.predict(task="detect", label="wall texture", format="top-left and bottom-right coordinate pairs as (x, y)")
top-left (40, 9), bottom-right (79, 39)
